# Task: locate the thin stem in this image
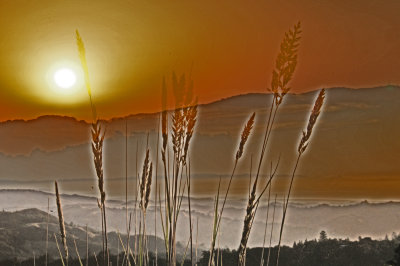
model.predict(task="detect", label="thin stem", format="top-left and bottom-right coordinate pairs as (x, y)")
top-left (126, 119), bottom-right (130, 266)
top-left (54, 234), bottom-right (66, 266)
top-left (195, 217), bottom-right (199, 266)
top-left (266, 195), bottom-right (277, 266)
top-left (276, 153), bottom-right (301, 266)
top-left (155, 114), bottom-right (161, 266)
top-left (209, 159), bottom-right (238, 264)
top-left (260, 184), bottom-right (272, 266)
top-left (86, 225), bottom-right (89, 266)
top-left (103, 204), bottom-right (109, 266)
top-left (187, 161), bottom-right (193, 265)
top-left (46, 197), bottom-right (49, 266)
top-left (74, 237), bottom-right (84, 266)
top-left (255, 98), bottom-right (277, 182)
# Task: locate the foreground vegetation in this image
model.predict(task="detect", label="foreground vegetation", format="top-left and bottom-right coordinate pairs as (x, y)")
top-left (199, 236), bottom-right (399, 266)
top-left (5, 235), bottom-right (400, 266)
top-left (49, 21), bottom-right (327, 266)
top-left (3, 22), bottom-right (333, 266)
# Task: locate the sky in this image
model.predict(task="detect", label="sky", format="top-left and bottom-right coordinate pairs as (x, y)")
top-left (0, 0), bottom-right (399, 121)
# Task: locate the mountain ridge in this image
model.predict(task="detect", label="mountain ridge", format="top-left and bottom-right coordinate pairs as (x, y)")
top-left (0, 207), bottom-right (171, 261)
top-left (1, 86), bottom-right (398, 124)
top-left (1, 190), bottom-right (400, 250)
top-left (0, 85), bottom-right (399, 200)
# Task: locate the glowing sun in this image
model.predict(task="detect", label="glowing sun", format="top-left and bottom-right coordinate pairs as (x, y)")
top-left (53, 68), bottom-right (77, 89)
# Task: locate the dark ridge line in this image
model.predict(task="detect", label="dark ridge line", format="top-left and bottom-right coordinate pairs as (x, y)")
top-left (1, 189), bottom-right (400, 209)
top-left (2, 86), bottom-right (398, 124)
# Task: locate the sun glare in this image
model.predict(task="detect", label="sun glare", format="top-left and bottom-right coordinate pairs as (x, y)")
top-left (41, 61), bottom-right (88, 104)
top-left (54, 68), bottom-right (77, 89)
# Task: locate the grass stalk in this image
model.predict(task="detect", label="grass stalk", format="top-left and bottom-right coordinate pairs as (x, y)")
top-left (73, 237), bottom-right (84, 266)
top-left (126, 120), bottom-right (130, 266)
top-left (236, 22), bottom-right (302, 264)
top-left (155, 114), bottom-right (161, 266)
top-left (86, 225), bottom-right (89, 266)
top-left (208, 113), bottom-right (255, 266)
top-left (266, 195), bottom-right (277, 266)
top-left (159, 73), bottom-right (197, 265)
top-left (46, 197), bottom-right (49, 266)
top-left (187, 160), bottom-right (193, 265)
top-left (76, 29), bottom-right (109, 265)
top-left (260, 183), bottom-right (272, 266)
top-left (55, 181), bottom-right (68, 265)
top-left (54, 233), bottom-right (66, 266)
top-left (94, 252), bottom-right (100, 266)
top-left (275, 89), bottom-right (325, 266)
top-left (195, 217), bottom-right (199, 266)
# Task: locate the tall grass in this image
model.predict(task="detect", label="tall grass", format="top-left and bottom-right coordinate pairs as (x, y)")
top-left (139, 147), bottom-right (153, 266)
top-left (259, 183), bottom-right (272, 266)
top-left (33, 23), bottom-right (326, 266)
top-left (158, 73), bottom-right (198, 266)
top-left (55, 181), bottom-right (68, 265)
top-left (266, 194), bottom-right (277, 266)
top-left (275, 88), bottom-right (326, 266)
top-left (208, 112), bottom-right (255, 266)
top-left (236, 22), bottom-right (302, 266)
top-left (76, 29), bottom-right (109, 265)
top-left (46, 197), bottom-right (49, 266)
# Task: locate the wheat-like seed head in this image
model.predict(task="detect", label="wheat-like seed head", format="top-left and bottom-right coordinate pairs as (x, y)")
top-left (140, 149), bottom-right (149, 207)
top-left (140, 149), bottom-right (152, 211)
top-left (76, 29), bottom-right (97, 122)
top-left (182, 104), bottom-right (198, 164)
top-left (76, 30), bottom-right (91, 97)
top-left (168, 72), bottom-right (198, 165)
top-left (172, 72), bottom-right (185, 109)
top-left (144, 162), bottom-right (153, 209)
top-left (271, 22), bottom-right (302, 106)
top-left (236, 112), bottom-right (256, 160)
top-left (298, 88), bottom-right (325, 154)
top-left (161, 112), bottom-right (168, 150)
top-left (172, 109), bottom-right (184, 160)
top-left (91, 120), bottom-right (106, 205)
top-left (162, 77), bottom-right (168, 154)
top-left (172, 72), bottom-right (194, 109)
top-left (55, 181), bottom-right (68, 259)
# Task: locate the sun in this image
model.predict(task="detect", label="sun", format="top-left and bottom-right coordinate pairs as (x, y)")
top-left (42, 62), bottom-right (86, 103)
top-left (53, 68), bottom-right (77, 89)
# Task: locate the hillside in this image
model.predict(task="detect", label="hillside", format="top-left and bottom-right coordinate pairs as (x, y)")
top-left (0, 86), bottom-right (399, 200)
top-left (1, 190), bottom-right (400, 250)
top-left (0, 208), bottom-right (169, 261)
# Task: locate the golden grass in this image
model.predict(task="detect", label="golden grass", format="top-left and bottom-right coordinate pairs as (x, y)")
top-left (236, 21), bottom-right (302, 266)
top-left (208, 112), bottom-right (256, 266)
top-left (138, 147), bottom-right (153, 265)
top-left (76, 30), bottom-right (109, 265)
top-left (158, 72), bottom-right (198, 266)
top-left (275, 88), bottom-right (326, 266)
top-left (75, 30), bottom-right (94, 117)
top-left (53, 23), bottom-right (328, 266)
top-left (55, 181), bottom-right (68, 264)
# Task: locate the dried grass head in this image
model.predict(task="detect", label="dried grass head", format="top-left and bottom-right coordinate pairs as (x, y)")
top-left (271, 22), bottom-right (302, 106)
top-left (236, 112), bottom-right (256, 160)
top-left (298, 88), bottom-right (325, 154)
top-left (91, 120), bottom-right (106, 204)
top-left (140, 149), bottom-right (153, 211)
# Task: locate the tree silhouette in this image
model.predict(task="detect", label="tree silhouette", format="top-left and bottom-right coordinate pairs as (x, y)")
top-left (319, 230), bottom-right (328, 242)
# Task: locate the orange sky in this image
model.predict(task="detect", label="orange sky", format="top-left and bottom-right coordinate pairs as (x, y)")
top-left (0, 0), bottom-right (399, 121)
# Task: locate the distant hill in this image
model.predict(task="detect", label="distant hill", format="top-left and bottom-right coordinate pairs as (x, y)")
top-left (0, 86), bottom-right (399, 199)
top-left (0, 208), bottom-right (171, 261)
top-left (2, 190), bottom-right (400, 251)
